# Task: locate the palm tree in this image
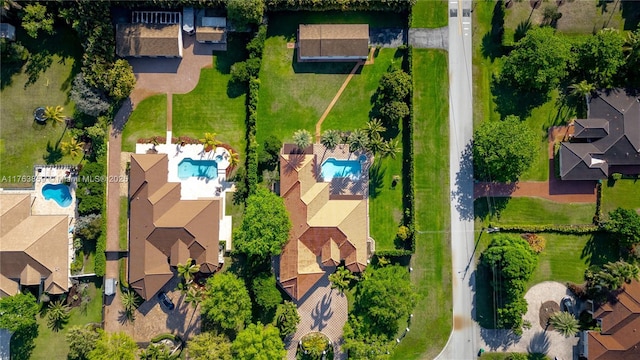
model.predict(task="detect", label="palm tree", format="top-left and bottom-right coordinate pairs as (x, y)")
top-left (199, 132), bottom-right (219, 152)
top-left (602, 260), bottom-right (640, 285)
top-left (381, 138), bottom-right (401, 159)
top-left (44, 105), bottom-right (65, 126)
top-left (61, 137), bottom-right (86, 159)
top-left (185, 286), bottom-right (205, 309)
top-left (367, 132), bottom-right (386, 155)
top-left (549, 311), bottom-right (579, 337)
top-left (320, 129), bottom-right (341, 152)
top-left (292, 129), bottom-right (312, 152)
top-left (569, 80), bottom-right (595, 100)
top-left (328, 266), bottom-right (355, 294)
top-left (347, 129), bottom-right (369, 155)
top-left (47, 300), bottom-right (71, 332)
top-left (176, 258), bottom-right (200, 285)
top-left (364, 118), bottom-right (386, 138)
top-left (227, 148), bottom-right (240, 169)
top-left (121, 290), bottom-right (140, 321)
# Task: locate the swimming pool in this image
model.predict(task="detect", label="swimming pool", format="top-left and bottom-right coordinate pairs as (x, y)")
top-left (321, 158), bottom-right (362, 181)
top-left (178, 158), bottom-right (218, 179)
top-left (42, 183), bottom-right (73, 207)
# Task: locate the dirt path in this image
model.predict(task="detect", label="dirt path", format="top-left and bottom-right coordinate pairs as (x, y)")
top-left (314, 61), bottom-right (363, 143)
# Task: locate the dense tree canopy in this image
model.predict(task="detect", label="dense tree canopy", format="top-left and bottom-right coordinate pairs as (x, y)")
top-left (22, 3), bottom-right (54, 38)
top-left (274, 301), bottom-right (300, 338)
top-left (226, 0), bottom-right (264, 29)
top-left (576, 28), bottom-right (626, 88)
top-left (201, 273), bottom-right (252, 333)
top-left (0, 293), bottom-right (38, 333)
top-left (77, 160), bottom-right (106, 215)
top-left (233, 187), bottom-right (291, 261)
top-left (500, 27), bottom-right (571, 93)
top-left (66, 325), bottom-right (100, 360)
top-left (104, 59), bottom-right (136, 101)
top-left (473, 115), bottom-right (537, 182)
top-left (251, 273), bottom-right (282, 312)
top-left (604, 207), bottom-right (640, 247)
top-left (378, 69), bottom-right (411, 100)
top-left (187, 332), bottom-right (233, 360)
top-left (342, 315), bottom-right (394, 360)
top-left (88, 331), bottom-right (137, 360)
top-left (625, 28), bottom-right (640, 88)
top-left (231, 323), bottom-right (286, 360)
top-left (356, 265), bottom-right (416, 337)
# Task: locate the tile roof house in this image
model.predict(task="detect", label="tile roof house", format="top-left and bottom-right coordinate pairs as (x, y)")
top-left (582, 280), bottom-right (640, 360)
top-left (297, 24), bottom-right (369, 62)
top-left (128, 154), bottom-right (225, 300)
top-left (559, 90), bottom-right (640, 180)
top-left (278, 146), bottom-right (371, 300)
top-left (0, 193), bottom-right (70, 297)
top-left (116, 11), bottom-right (183, 58)
top-left (196, 16), bottom-right (226, 44)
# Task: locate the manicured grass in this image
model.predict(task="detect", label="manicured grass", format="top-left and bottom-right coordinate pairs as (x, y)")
top-left (225, 191), bottom-right (244, 231)
top-left (602, 179), bottom-right (640, 214)
top-left (391, 49), bottom-right (451, 360)
top-left (321, 48), bottom-right (402, 132)
top-left (173, 34), bottom-right (249, 155)
top-left (475, 197), bottom-right (596, 226)
top-left (480, 353), bottom-right (550, 360)
top-left (119, 196), bottom-right (128, 251)
top-left (30, 281), bottom-right (103, 359)
top-left (121, 94), bottom-right (167, 152)
top-left (411, 0), bottom-right (448, 28)
top-left (369, 156), bottom-right (404, 251)
top-left (0, 27), bottom-right (83, 187)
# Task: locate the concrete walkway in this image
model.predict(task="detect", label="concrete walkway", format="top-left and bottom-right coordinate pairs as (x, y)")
top-left (286, 274), bottom-right (348, 360)
top-left (409, 27), bottom-right (449, 49)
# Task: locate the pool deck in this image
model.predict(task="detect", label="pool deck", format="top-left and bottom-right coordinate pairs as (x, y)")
top-left (312, 144), bottom-right (372, 197)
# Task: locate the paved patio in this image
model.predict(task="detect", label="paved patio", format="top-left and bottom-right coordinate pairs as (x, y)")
top-left (287, 273), bottom-right (348, 360)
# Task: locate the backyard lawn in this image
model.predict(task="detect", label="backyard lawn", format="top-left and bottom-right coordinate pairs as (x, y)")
top-left (0, 27), bottom-right (82, 187)
top-left (29, 281), bottom-right (103, 359)
top-left (121, 94), bottom-right (166, 152)
top-left (391, 49), bottom-right (450, 360)
top-left (411, 0), bottom-right (448, 28)
top-left (602, 179), bottom-right (640, 214)
top-left (474, 197), bottom-right (596, 226)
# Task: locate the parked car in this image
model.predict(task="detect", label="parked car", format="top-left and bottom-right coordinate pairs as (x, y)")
top-left (158, 291), bottom-right (175, 310)
top-left (561, 297), bottom-right (575, 315)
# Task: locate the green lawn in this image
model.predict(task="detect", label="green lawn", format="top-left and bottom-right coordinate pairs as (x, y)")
top-left (173, 34), bottom-right (248, 155)
top-left (480, 353), bottom-right (550, 360)
top-left (602, 179), bottom-right (640, 214)
top-left (30, 281), bottom-right (103, 359)
top-left (225, 191), bottom-right (244, 231)
top-left (411, 0), bottom-right (448, 28)
top-left (0, 27), bottom-right (83, 187)
top-left (369, 156), bottom-right (405, 251)
top-left (120, 196), bottom-right (128, 251)
top-left (121, 94), bottom-right (167, 152)
top-left (475, 197), bottom-right (595, 226)
top-left (391, 49), bottom-right (450, 360)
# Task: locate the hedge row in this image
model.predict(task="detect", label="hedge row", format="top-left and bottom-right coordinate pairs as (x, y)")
top-left (374, 249), bottom-right (413, 257)
top-left (402, 45), bottom-right (416, 253)
top-left (265, 0), bottom-right (415, 11)
top-left (495, 224), bottom-right (600, 234)
top-left (95, 208), bottom-right (107, 277)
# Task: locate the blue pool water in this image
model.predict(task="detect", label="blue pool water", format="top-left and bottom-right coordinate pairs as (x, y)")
top-left (178, 158), bottom-right (218, 179)
top-left (42, 184), bottom-right (72, 207)
top-left (321, 158), bottom-right (362, 181)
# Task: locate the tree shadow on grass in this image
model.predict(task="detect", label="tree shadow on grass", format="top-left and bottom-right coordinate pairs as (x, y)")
top-left (368, 160), bottom-right (385, 199)
top-left (481, 0), bottom-right (508, 61)
top-left (9, 323), bottom-right (38, 360)
top-left (581, 232), bottom-right (620, 267)
top-left (491, 77), bottom-right (550, 120)
top-left (226, 79), bottom-right (247, 99)
top-left (43, 141), bottom-right (63, 164)
top-left (24, 50), bottom-right (53, 88)
top-left (214, 33), bottom-right (250, 75)
top-left (474, 197), bottom-right (512, 222)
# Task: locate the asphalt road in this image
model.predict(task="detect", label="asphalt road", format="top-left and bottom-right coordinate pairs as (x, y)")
top-left (435, 1), bottom-right (480, 359)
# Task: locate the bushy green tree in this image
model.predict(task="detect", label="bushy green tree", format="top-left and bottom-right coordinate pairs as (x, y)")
top-left (577, 28), bottom-right (625, 88)
top-left (70, 74), bottom-right (111, 117)
top-left (500, 27), bottom-right (571, 92)
top-left (22, 3), bottom-right (54, 38)
top-left (274, 301), bottom-right (300, 338)
top-left (104, 59), bottom-right (136, 101)
top-left (378, 69), bottom-right (411, 100)
top-left (379, 100), bottom-right (409, 125)
top-left (259, 135), bottom-right (282, 171)
top-left (88, 331), bottom-right (137, 360)
top-left (187, 331), bottom-right (233, 360)
top-left (342, 316), bottom-right (393, 360)
top-left (231, 323), bottom-right (286, 360)
top-left (226, 0), bottom-right (264, 29)
top-left (251, 273), bottom-right (282, 312)
top-left (202, 273), bottom-right (252, 333)
top-left (76, 159), bottom-right (105, 215)
top-left (473, 115), bottom-right (537, 182)
top-left (356, 265), bottom-right (416, 337)
top-left (66, 325), bottom-right (100, 360)
top-left (0, 292), bottom-right (38, 333)
top-left (604, 207), bottom-right (640, 247)
top-left (233, 187), bottom-right (291, 261)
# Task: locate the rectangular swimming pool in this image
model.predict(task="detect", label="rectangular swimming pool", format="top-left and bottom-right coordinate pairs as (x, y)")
top-left (178, 158), bottom-right (218, 179)
top-left (321, 158), bottom-right (362, 181)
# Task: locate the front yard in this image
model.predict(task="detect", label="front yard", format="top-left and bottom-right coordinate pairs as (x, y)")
top-left (474, 197), bottom-right (596, 226)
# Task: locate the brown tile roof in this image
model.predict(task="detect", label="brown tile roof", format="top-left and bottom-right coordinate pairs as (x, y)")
top-left (588, 280), bottom-right (640, 359)
top-left (278, 148), bottom-right (369, 300)
top-left (0, 193), bottom-right (70, 296)
top-left (560, 90), bottom-right (640, 180)
top-left (116, 23), bottom-right (182, 57)
top-left (298, 24), bottom-right (369, 60)
top-left (128, 154), bottom-right (223, 300)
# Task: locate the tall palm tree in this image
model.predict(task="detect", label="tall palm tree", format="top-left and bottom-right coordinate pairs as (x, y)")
top-left (47, 300), bottom-right (71, 332)
top-left (382, 138), bottom-right (401, 159)
top-left (549, 311), bottom-right (579, 337)
top-left (364, 118), bottom-right (386, 138)
top-left (227, 148), bottom-right (240, 169)
top-left (320, 129), bottom-right (341, 152)
top-left (176, 258), bottom-right (200, 284)
top-left (44, 105), bottom-right (65, 126)
top-left (569, 80), bottom-right (595, 100)
top-left (61, 137), bottom-right (86, 159)
top-left (121, 290), bottom-right (140, 321)
top-left (185, 286), bottom-right (205, 309)
top-left (596, 270), bottom-right (623, 291)
top-left (367, 133), bottom-right (386, 155)
top-left (347, 129), bottom-right (369, 155)
top-left (328, 266), bottom-right (355, 294)
top-left (292, 129), bottom-right (312, 152)
top-left (602, 260), bottom-right (640, 285)
top-left (199, 132), bottom-right (219, 152)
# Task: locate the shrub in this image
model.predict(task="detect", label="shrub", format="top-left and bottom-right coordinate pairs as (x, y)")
top-left (521, 233), bottom-right (546, 253)
top-left (252, 273), bottom-right (283, 312)
top-left (396, 225), bottom-right (410, 241)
